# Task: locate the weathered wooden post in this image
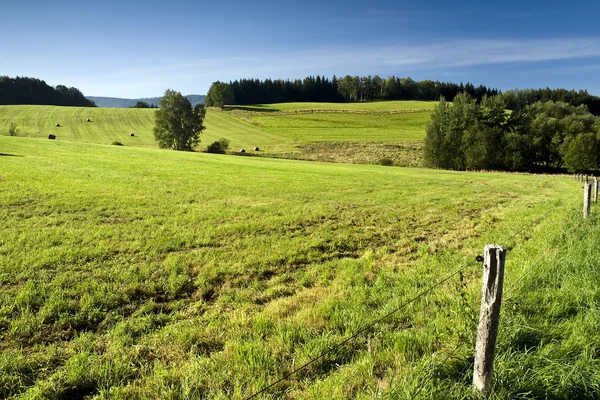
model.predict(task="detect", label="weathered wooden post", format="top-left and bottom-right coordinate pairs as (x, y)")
top-left (594, 178), bottom-right (598, 203)
top-left (473, 245), bottom-right (506, 395)
top-left (584, 183), bottom-right (592, 218)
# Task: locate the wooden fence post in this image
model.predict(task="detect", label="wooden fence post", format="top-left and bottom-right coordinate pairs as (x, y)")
top-left (584, 183), bottom-right (592, 219)
top-left (473, 245), bottom-right (506, 395)
top-left (594, 178), bottom-right (598, 203)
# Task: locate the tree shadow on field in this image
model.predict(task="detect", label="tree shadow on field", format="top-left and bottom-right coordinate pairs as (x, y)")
top-left (222, 105), bottom-right (280, 113)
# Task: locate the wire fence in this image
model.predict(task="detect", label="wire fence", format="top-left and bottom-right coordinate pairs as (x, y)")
top-left (245, 180), bottom-right (588, 400)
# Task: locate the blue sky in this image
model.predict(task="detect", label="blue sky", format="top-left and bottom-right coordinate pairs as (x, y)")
top-left (2, 0), bottom-right (600, 98)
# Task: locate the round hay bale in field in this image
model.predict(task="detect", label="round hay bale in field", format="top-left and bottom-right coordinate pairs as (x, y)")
top-left (86, 118), bottom-right (91, 122)
top-left (240, 149), bottom-right (246, 153)
top-left (55, 123), bottom-right (60, 127)
top-left (48, 134), bottom-right (56, 140)
top-left (130, 133), bottom-right (135, 137)
top-left (254, 147), bottom-right (260, 151)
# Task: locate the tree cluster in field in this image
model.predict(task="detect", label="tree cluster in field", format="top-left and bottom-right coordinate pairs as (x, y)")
top-left (424, 93), bottom-right (600, 173)
top-left (153, 89), bottom-right (206, 151)
top-left (129, 101), bottom-right (158, 108)
top-left (0, 76), bottom-right (96, 107)
top-left (504, 88), bottom-right (600, 117)
top-left (205, 76), bottom-right (500, 106)
top-left (205, 138), bottom-right (230, 154)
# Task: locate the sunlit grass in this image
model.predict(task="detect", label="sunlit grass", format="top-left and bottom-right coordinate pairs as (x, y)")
top-left (232, 101), bottom-right (437, 112)
top-left (1, 136), bottom-right (595, 398)
top-left (0, 103), bottom-right (430, 162)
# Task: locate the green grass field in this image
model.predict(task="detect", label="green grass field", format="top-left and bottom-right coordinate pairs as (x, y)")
top-left (0, 105), bottom-right (158, 147)
top-left (244, 112), bottom-right (429, 143)
top-left (2, 136), bottom-right (598, 399)
top-left (0, 102), bottom-right (431, 165)
top-left (231, 100), bottom-right (436, 112)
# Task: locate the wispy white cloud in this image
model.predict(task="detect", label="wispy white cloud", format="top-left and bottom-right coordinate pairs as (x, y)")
top-left (76, 37), bottom-right (600, 97)
top-left (367, 9), bottom-right (390, 15)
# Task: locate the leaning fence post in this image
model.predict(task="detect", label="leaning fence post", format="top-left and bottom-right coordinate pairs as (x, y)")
top-left (473, 245), bottom-right (506, 395)
top-left (594, 178), bottom-right (598, 203)
top-left (584, 183), bottom-right (592, 218)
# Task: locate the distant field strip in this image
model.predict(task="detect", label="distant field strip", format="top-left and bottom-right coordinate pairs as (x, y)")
top-left (244, 111), bottom-right (430, 142)
top-left (1, 101), bottom-right (432, 163)
top-left (203, 109), bottom-right (296, 152)
top-left (234, 100), bottom-right (437, 112)
top-left (0, 105), bottom-right (158, 147)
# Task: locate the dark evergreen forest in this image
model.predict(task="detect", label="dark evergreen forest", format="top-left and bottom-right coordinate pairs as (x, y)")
top-left (0, 76), bottom-right (96, 107)
top-left (207, 75), bottom-right (600, 116)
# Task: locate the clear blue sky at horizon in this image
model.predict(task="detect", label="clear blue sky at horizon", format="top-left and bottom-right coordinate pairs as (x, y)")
top-left (2, 0), bottom-right (600, 98)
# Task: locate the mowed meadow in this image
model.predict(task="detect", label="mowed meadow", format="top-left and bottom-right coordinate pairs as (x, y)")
top-left (2, 132), bottom-right (599, 399)
top-left (0, 101), bottom-right (433, 166)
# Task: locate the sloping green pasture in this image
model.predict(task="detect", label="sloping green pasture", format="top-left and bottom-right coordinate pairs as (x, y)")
top-left (238, 112), bottom-right (429, 143)
top-left (0, 105), bottom-right (158, 147)
top-left (1, 136), bottom-right (596, 399)
top-left (233, 100), bottom-right (436, 112)
top-left (0, 102), bottom-right (431, 164)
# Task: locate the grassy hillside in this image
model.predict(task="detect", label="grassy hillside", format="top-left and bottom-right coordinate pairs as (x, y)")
top-left (2, 136), bottom-right (596, 399)
top-left (87, 95), bottom-right (206, 108)
top-left (232, 100), bottom-right (436, 112)
top-left (0, 102), bottom-right (431, 166)
top-left (0, 105), bottom-right (289, 151)
top-left (0, 105), bottom-right (158, 147)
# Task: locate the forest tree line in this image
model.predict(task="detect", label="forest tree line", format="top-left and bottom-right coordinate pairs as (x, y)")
top-left (206, 75), bottom-right (500, 106)
top-left (0, 76), bottom-right (96, 107)
top-left (424, 93), bottom-right (600, 173)
top-left (205, 75), bottom-right (600, 116)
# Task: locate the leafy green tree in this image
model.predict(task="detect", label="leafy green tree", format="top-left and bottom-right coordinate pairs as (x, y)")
top-left (562, 133), bottom-right (599, 173)
top-left (525, 101), bottom-right (596, 168)
top-left (153, 89), bottom-right (206, 151)
top-left (425, 93), bottom-right (479, 170)
top-left (8, 122), bottom-right (19, 136)
top-left (503, 132), bottom-right (530, 170)
top-left (463, 121), bottom-right (505, 170)
top-left (424, 97), bottom-right (452, 168)
top-left (205, 82), bottom-right (235, 107)
top-left (206, 138), bottom-right (230, 154)
top-left (130, 101), bottom-right (152, 108)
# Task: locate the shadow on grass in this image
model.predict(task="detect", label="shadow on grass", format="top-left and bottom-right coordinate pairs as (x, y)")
top-left (222, 105), bottom-right (281, 113)
top-left (0, 153), bottom-right (23, 157)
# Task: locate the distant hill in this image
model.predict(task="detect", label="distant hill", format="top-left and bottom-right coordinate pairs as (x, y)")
top-left (87, 95), bottom-right (206, 108)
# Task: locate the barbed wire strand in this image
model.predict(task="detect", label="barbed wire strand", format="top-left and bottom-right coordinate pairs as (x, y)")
top-left (504, 219), bottom-right (587, 302)
top-left (398, 195), bottom-right (586, 399)
top-left (245, 263), bottom-right (476, 400)
top-left (246, 186), bottom-right (586, 399)
top-left (495, 193), bottom-right (579, 246)
top-left (408, 339), bottom-right (465, 400)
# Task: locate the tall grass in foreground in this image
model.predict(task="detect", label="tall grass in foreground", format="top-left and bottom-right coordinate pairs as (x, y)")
top-left (0, 137), bottom-right (597, 398)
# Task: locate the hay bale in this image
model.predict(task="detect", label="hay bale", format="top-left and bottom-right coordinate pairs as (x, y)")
top-left (254, 147), bottom-right (260, 151)
top-left (86, 118), bottom-right (91, 122)
top-left (240, 149), bottom-right (246, 153)
top-left (55, 123), bottom-right (60, 127)
top-left (130, 133), bottom-right (135, 137)
top-left (48, 134), bottom-right (56, 140)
